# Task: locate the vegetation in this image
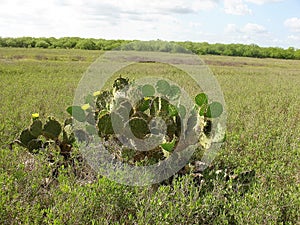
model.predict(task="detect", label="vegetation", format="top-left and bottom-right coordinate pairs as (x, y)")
top-left (0, 48), bottom-right (299, 224)
top-left (1, 37), bottom-right (300, 59)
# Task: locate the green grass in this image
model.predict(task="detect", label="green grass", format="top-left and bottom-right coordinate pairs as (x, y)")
top-left (0, 48), bottom-right (299, 224)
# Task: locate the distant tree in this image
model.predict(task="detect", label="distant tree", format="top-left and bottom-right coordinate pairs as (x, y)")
top-left (5, 38), bottom-right (18, 47)
top-left (63, 38), bottom-right (78, 49)
top-left (35, 40), bottom-right (50, 48)
top-left (294, 49), bottom-right (300, 60)
top-left (75, 39), bottom-right (96, 50)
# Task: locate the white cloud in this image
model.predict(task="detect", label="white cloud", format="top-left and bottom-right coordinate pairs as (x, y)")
top-left (245, 0), bottom-right (283, 5)
top-left (288, 35), bottom-right (300, 41)
top-left (223, 0), bottom-right (252, 15)
top-left (223, 23), bottom-right (276, 46)
top-left (0, 0), bottom-right (298, 48)
top-left (225, 23), bottom-right (267, 34)
top-left (0, 0), bottom-right (218, 39)
top-left (242, 23), bottom-right (267, 33)
top-left (66, 0), bottom-right (218, 16)
top-left (284, 17), bottom-right (300, 33)
top-left (225, 24), bottom-right (240, 33)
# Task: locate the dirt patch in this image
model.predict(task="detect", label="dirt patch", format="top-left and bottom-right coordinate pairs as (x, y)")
top-left (11, 55), bottom-right (26, 60)
top-left (112, 55), bottom-right (204, 65)
top-left (204, 59), bottom-right (265, 67)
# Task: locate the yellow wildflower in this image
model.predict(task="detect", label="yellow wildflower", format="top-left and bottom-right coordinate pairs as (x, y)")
top-left (81, 104), bottom-right (90, 111)
top-left (93, 91), bottom-right (101, 97)
top-left (31, 113), bottom-right (39, 119)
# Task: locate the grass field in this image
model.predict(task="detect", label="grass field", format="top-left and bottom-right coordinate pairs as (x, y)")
top-left (0, 48), bottom-right (299, 224)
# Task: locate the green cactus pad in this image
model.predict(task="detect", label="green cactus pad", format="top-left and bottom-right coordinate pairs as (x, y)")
top-left (43, 118), bottom-right (62, 139)
top-left (167, 85), bottom-right (181, 101)
top-left (86, 112), bottom-right (96, 125)
top-left (156, 80), bottom-right (170, 95)
top-left (27, 139), bottom-right (43, 152)
top-left (195, 93), bottom-right (208, 107)
top-left (20, 129), bottom-right (36, 147)
top-left (85, 125), bottom-right (97, 135)
top-left (29, 119), bottom-right (42, 137)
top-left (141, 84), bottom-right (155, 97)
top-left (206, 102), bottom-right (223, 118)
top-left (97, 113), bottom-right (114, 136)
top-left (128, 117), bottom-right (150, 139)
top-left (66, 106), bottom-right (86, 122)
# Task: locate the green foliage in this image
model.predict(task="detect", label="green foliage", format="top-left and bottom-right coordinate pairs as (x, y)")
top-left (1, 49), bottom-right (299, 224)
top-left (75, 39), bottom-right (96, 50)
top-left (35, 40), bottom-right (50, 48)
top-left (1, 37), bottom-right (299, 59)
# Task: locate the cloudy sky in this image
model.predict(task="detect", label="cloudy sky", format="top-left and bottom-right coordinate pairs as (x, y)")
top-left (0, 0), bottom-right (299, 48)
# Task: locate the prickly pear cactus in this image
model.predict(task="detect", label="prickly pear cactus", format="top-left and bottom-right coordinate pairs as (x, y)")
top-left (97, 112), bottom-right (114, 136)
top-left (20, 129), bottom-right (37, 148)
top-left (43, 117), bottom-right (62, 139)
top-left (128, 117), bottom-right (150, 139)
top-left (29, 119), bottom-right (43, 137)
top-left (14, 115), bottom-right (80, 158)
top-left (66, 76), bottom-right (224, 167)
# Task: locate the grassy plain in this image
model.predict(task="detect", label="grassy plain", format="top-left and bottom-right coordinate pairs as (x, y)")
top-left (0, 48), bottom-right (299, 224)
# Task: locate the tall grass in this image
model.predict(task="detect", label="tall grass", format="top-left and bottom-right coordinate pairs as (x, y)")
top-left (0, 48), bottom-right (299, 224)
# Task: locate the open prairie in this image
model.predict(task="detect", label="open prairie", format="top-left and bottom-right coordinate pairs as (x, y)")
top-left (0, 48), bottom-right (299, 224)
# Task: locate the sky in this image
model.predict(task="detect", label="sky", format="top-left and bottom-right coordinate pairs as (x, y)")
top-left (0, 0), bottom-right (299, 48)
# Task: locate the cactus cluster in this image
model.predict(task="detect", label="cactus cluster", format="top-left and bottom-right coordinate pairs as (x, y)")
top-left (15, 115), bottom-right (76, 159)
top-left (63, 77), bottom-right (224, 166)
top-left (14, 77), bottom-right (224, 173)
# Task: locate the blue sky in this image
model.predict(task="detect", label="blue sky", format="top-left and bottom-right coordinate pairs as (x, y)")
top-left (0, 0), bottom-right (299, 48)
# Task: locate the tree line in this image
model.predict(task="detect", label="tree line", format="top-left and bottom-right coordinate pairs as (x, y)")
top-left (0, 37), bottom-right (299, 60)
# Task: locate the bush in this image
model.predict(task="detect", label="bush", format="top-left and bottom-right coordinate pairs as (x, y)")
top-left (35, 40), bottom-right (50, 48)
top-left (75, 39), bottom-right (96, 50)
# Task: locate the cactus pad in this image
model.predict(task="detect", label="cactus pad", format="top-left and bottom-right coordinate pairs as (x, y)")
top-left (128, 117), bottom-right (150, 139)
top-left (97, 113), bottom-right (114, 136)
top-left (27, 139), bottom-right (43, 152)
top-left (43, 117), bottom-right (62, 139)
top-left (29, 119), bottom-right (42, 137)
top-left (20, 129), bottom-right (36, 147)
